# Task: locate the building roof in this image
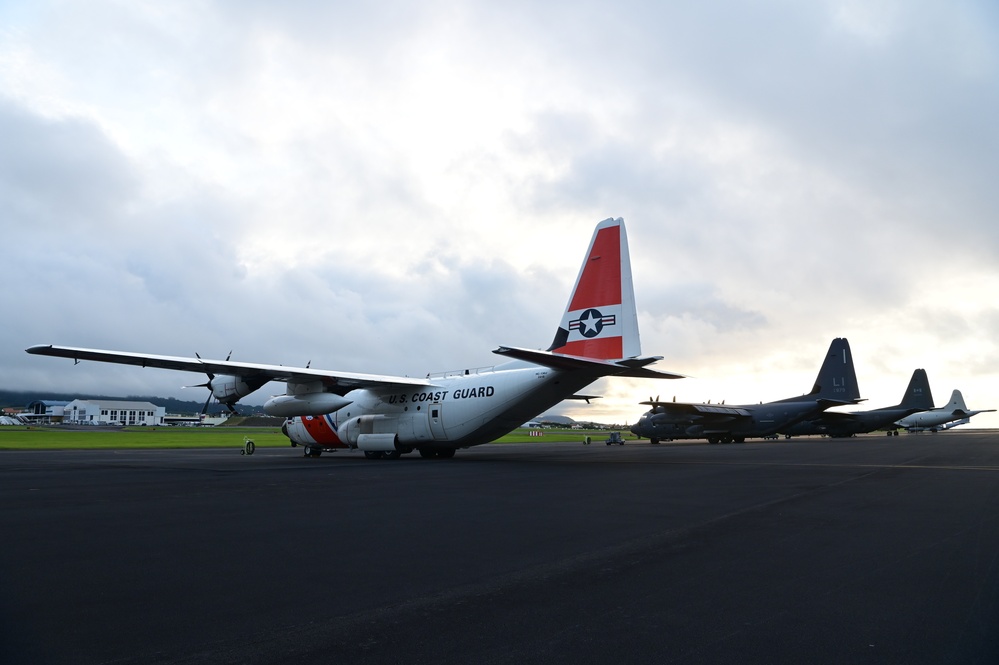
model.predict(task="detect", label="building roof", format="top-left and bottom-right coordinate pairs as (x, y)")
top-left (27, 400), bottom-right (70, 408)
top-left (66, 399), bottom-right (162, 410)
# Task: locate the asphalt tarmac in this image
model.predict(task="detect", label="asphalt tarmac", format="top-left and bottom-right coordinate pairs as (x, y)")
top-left (2, 431), bottom-right (999, 664)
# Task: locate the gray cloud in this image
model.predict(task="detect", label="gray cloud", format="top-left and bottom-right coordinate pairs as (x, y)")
top-left (0, 98), bottom-right (137, 230)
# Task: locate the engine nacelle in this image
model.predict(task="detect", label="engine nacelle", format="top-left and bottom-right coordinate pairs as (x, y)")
top-left (356, 433), bottom-right (399, 452)
top-left (209, 375), bottom-right (267, 405)
top-left (264, 393), bottom-right (352, 417)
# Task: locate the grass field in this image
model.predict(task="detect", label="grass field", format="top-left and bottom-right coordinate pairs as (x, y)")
top-left (0, 426), bottom-right (631, 450)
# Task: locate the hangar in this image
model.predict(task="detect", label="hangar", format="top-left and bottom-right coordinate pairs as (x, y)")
top-left (64, 399), bottom-right (165, 426)
top-left (23, 399), bottom-right (165, 426)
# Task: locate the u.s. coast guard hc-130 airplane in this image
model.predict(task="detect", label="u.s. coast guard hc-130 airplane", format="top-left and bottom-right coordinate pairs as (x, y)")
top-left (27, 218), bottom-right (684, 459)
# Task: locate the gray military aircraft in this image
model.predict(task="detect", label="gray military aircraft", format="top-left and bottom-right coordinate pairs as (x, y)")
top-left (780, 368), bottom-right (933, 438)
top-left (629, 338), bottom-right (861, 444)
top-left (894, 388), bottom-right (995, 432)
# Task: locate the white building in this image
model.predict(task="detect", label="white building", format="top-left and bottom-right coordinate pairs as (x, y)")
top-left (22, 400), bottom-right (69, 424)
top-left (63, 399), bottom-right (166, 426)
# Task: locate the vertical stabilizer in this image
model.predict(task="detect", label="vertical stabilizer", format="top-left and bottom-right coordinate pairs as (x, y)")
top-left (899, 369), bottom-right (934, 410)
top-left (807, 338), bottom-right (861, 401)
top-left (547, 217), bottom-right (640, 361)
top-left (945, 389), bottom-right (968, 412)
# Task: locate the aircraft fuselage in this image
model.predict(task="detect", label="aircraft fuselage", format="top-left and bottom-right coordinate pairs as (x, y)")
top-left (284, 362), bottom-right (600, 452)
top-left (631, 399), bottom-right (827, 444)
top-left (781, 407), bottom-right (920, 438)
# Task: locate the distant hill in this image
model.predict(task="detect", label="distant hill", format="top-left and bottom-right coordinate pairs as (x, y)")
top-left (0, 389), bottom-right (267, 416)
top-left (537, 414), bottom-right (576, 426)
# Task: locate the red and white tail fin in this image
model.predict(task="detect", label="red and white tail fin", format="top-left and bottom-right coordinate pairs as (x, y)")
top-left (547, 217), bottom-right (641, 361)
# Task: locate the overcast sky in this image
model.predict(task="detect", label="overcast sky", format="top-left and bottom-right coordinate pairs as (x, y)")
top-left (2, 1), bottom-right (997, 428)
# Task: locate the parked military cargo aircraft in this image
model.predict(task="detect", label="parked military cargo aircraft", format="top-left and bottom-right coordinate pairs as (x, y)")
top-left (629, 338), bottom-right (861, 444)
top-left (28, 218), bottom-right (684, 459)
top-left (781, 368), bottom-right (933, 438)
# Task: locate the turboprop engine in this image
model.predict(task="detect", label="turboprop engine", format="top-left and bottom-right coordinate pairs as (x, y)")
top-left (206, 375), bottom-right (268, 410)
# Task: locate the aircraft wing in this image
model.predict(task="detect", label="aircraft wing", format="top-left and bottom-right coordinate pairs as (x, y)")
top-left (25, 345), bottom-right (435, 392)
top-left (638, 400), bottom-right (752, 417)
top-left (493, 346), bottom-right (685, 379)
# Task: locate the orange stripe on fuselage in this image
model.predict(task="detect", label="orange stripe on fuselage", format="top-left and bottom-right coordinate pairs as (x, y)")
top-left (568, 225), bottom-right (622, 311)
top-left (301, 415), bottom-right (345, 446)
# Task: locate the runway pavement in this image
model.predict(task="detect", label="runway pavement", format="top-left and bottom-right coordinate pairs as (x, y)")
top-left (2, 431), bottom-right (999, 664)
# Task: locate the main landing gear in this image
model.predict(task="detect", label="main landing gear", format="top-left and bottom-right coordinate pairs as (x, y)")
top-left (707, 436), bottom-right (745, 444)
top-left (302, 446), bottom-right (458, 459)
top-left (360, 448), bottom-right (455, 459)
top-left (363, 450), bottom-right (402, 460)
top-left (418, 448), bottom-right (456, 459)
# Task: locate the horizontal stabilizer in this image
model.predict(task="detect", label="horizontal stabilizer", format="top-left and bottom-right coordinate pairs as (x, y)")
top-left (616, 356), bottom-right (666, 369)
top-left (817, 398), bottom-right (863, 409)
top-left (493, 346), bottom-right (685, 379)
top-left (566, 394), bottom-right (602, 402)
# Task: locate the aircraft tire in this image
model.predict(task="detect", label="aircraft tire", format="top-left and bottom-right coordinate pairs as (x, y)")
top-left (418, 448), bottom-right (456, 459)
top-left (244, 440), bottom-right (255, 455)
top-left (650, 438), bottom-right (660, 445)
top-left (364, 451), bottom-right (381, 459)
top-left (382, 450), bottom-right (401, 460)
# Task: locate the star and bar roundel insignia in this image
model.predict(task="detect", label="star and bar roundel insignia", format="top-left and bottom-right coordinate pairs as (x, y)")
top-left (568, 308), bottom-right (617, 338)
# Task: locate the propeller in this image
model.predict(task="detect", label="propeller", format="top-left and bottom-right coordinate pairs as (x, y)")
top-left (186, 351), bottom-right (237, 415)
